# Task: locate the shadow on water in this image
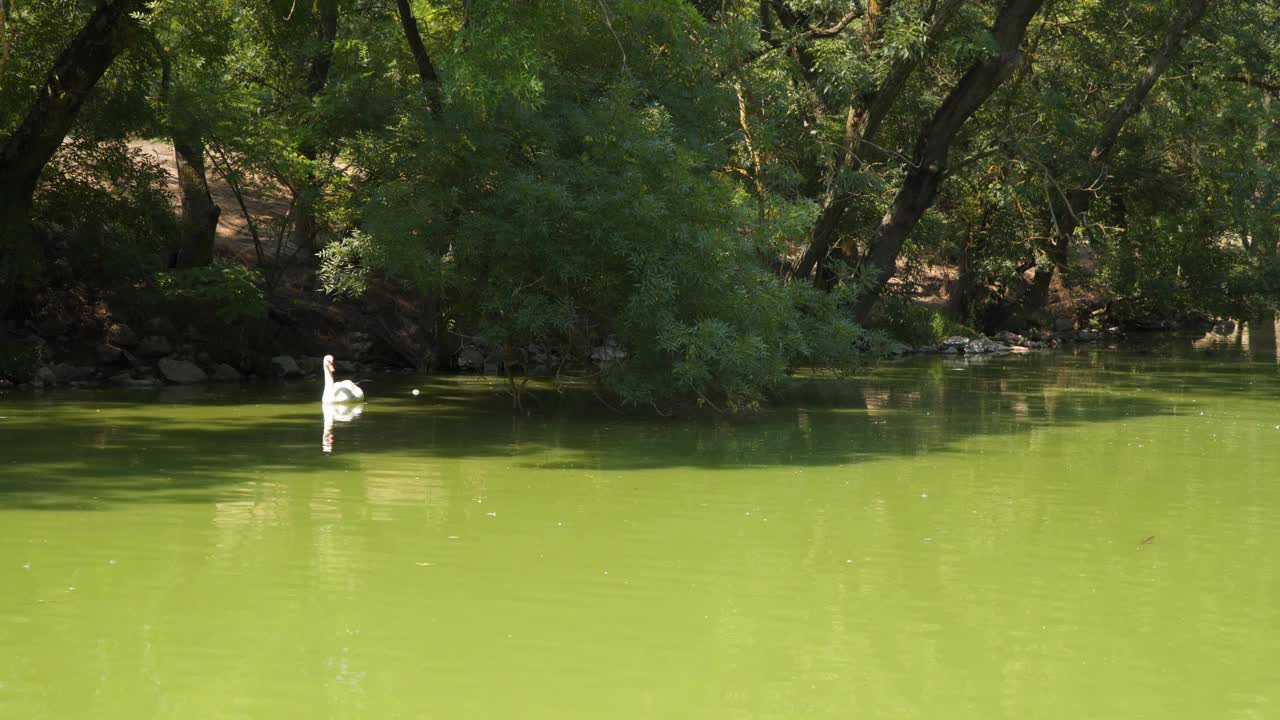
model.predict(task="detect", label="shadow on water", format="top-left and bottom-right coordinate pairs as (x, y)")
top-left (0, 346), bottom-right (1276, 511)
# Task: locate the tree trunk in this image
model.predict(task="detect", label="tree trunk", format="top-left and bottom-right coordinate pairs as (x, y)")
top-left (1249, 311), bottom-right (1277, 363)
top-left (395, 0), bottom-right (442, 114)
top-left (852, 0), bottom-right (1044, 324)
top-left (294, 0), bottom-right (340, 261)
top-left (1022, 0), bottom-right (1209, 319)
top-left (0, 0), bottom-right (149, 320)
top-left (151, 37), bottom-right (221, 268)
top-left (790, 0), bottom-right (963, 287)
top-left (947, 204), bottom-right (996, 322)
top-left (0, 200), bottom-right (28, 333)
top-left (173, 139), bottom-right (221, 267)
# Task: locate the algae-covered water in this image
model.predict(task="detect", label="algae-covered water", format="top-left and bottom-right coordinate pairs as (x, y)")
top-left (2, 346), bottom-right (1279, 718)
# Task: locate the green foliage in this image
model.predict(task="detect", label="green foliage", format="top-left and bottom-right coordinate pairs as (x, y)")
top-left (318, 1), bottom-right (877, 409)
top-left (317, 230), bottom-right (372, 298)
top-left (153, 264), bottom-right (267, 323)
top-left (877, 298), bottom-right (974, 346)
top-left (33, 138), bottom-right (177, 286)
top-left (0, 0), bottom-right (87, 137)
top-left (1228, 255), bottom-right (1280, 317)
top-left (878, 298), bottom-right (940, 346)
top-left (0, 340), bottom-right (44, 384)
top-left (6, 0), bottom-right (1280, 408)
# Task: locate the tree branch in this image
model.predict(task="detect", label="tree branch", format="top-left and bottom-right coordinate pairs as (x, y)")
top-left (394, 0), bottom-right (443, 113)
top-left (810, 6), bottom-right (864, 38)
top-left (716, 2), bottom-right (864, 79)
top-left (852, 0), bottom-right (1046, 323)
top-left (1226, 74), bottom-right (1280, 99)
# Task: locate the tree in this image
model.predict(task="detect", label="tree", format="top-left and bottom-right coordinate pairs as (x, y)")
top-left (149, 34), bottom-right (221, 268)
top-left (787, 0), bottom-right (965, 288)
top-left (1, 0), bottom-right (1277, 404)
top-left (852, 0), bottom-right (1045, 323)
top-left (394, 0), bottom-right (442, 113)
top-left (293, 0), bottom-right (340, 260)
top-left (0, 0), bottom-right (151, 321)
top-left (1021, 0), bottom-right (1211, 319)
top-left (319, 0), bottom-right (874, 407)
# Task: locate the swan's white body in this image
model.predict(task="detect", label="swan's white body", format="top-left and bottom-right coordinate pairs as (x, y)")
top-left (321, 354), bottom-right (364, 404)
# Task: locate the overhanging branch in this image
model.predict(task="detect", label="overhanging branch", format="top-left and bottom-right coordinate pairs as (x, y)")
top-left (716, 2), bottom-right (865, 79)
top-left (810, 6), bottom-right (865, 38)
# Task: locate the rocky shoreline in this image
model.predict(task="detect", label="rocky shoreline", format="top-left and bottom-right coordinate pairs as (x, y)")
top-left (0, 317), bottom-right (1243, 393)
top-left (0, 317), bottom-right (616, 392)
top-left (886, 326), bottom-right (1128, 357)
top-left (0, 317), bottom-right (361, 392)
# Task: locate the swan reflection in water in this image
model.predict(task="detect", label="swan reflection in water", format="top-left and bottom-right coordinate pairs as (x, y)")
top-left (322, 403), bottom-right (364, 453)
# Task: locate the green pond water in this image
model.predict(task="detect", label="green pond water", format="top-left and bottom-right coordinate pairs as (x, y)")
top-left (2, 344), bottom-right (1279, 719)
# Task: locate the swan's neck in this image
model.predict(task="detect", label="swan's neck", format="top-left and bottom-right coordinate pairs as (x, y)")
top-left (323, 365), bottom-right (335, 390)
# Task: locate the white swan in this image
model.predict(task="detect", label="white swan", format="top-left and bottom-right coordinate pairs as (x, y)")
top-left (321, 354), bottom-right (365, 404)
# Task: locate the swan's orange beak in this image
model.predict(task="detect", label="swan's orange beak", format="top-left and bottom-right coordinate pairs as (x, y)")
top-left (325, 360), bottom-right (334, 372)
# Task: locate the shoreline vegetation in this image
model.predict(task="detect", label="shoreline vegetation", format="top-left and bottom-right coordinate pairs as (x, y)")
top-left (4, 320), bottom-right (1271, 408)
top-left (1, 1), bottom-right (1276, 411)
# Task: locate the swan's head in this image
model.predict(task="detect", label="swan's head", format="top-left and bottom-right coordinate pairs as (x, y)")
top-left (323, 354), bottom-right (335, 372)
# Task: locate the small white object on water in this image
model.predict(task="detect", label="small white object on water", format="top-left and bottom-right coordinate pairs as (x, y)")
top-left (22, 563), bottom-right (30, 570)
top-left (486, 512), bottom-right (497, 517)
top-left (447, 535), bottom-right (459, 540)
top-left (921, 492), bottom-right (928, 498)
top-left (415, 562), bottom-right (434, 567)
top-left (108, 560), bottom-right (117, 565)
top-left (411, 389), bottom-right (420, 396)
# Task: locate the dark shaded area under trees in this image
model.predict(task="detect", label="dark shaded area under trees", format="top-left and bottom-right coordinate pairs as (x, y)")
top-left (0, 0), bottom-right (1277, 408)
